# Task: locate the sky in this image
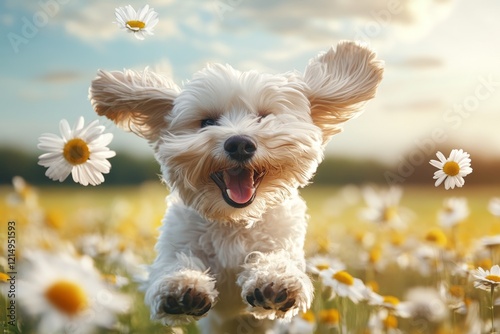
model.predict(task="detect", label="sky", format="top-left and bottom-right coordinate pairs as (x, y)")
top-left (1, 0), bottom-right (499, 164)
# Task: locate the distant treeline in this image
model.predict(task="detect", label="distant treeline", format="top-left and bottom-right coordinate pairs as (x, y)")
top-left (0, 147), bottom-right (160, 186)
top-left (1, 147), bottom-right (499, 186)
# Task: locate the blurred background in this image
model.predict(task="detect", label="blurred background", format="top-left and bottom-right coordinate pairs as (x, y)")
top-left (1, 0), bottom-right (499, 186)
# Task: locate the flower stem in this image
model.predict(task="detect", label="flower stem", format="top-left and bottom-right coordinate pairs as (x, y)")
top-left (491, 285), bottom-right (496, 333)
top-left (338, 296), bottom-right (346, 334)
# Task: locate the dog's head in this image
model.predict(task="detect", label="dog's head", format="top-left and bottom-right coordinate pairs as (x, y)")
top-left (89, 41), bottom-right (383, 223)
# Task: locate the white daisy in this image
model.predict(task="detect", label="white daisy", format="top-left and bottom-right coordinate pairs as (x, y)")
top-left (17, 251), bottom-right (130, 334)
top-left (38, 117), bottom-right (116, 186)
top-left (367, 309), bottom-right (402, 334)
top-left (360, 186), bottom-right (411, 230)
top-left (438, 197), bottom-right (469, 228)
top-left (6, 176), bottom-right (39, 209)
top-left (489, 198), bottom-right (500, 217)
top-left (376, 295), bottom-right (411, 318)
top-left (429, 149), bottom-right (472, 190)
top-left (114, 5), bottom-right (159, 40)
top-left (472, 265), bottom-right (500, 291)
top-left (77, 234), bottom-right (145, 277)
top-left (306, 255), bottom-right (345, 276)
top-left (438, 282), bottom-right (466, 312)
top-left (405, 287), bottom-right (448, 323)
top-left (410, 244), bottom-right (439, 277)
top-left (320, 268), bottom-right (367, 303)
top-left (274, 311), bottom-right (316, 334)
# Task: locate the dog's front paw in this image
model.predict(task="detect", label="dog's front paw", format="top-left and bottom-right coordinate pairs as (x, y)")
top-left (145, 269), bottom-right (218, 326)
top-left (239, 270), bottom-right (313, 320)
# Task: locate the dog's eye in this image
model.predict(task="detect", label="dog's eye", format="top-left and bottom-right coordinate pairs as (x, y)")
top-left (201, 119), bottom-right (217, 128)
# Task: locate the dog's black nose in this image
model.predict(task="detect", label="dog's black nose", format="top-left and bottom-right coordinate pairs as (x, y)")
top-left (224, 135), bottom-right (256, 162)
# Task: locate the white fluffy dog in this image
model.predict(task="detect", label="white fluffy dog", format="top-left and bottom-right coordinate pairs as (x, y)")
top-left (89, 41), bottom-right (383, 333)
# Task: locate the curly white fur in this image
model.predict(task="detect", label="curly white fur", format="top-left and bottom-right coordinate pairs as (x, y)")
top-left (89, 41), bottom-right (383, 334)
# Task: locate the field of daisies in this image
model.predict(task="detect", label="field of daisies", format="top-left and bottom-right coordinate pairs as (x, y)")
top-left (2, 173), bottom-right (500, 333)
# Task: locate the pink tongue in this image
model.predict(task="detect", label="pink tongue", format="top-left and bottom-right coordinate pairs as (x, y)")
top-left (224, 169), bottom-right (254, 204)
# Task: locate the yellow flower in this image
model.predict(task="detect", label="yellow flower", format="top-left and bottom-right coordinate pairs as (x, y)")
top-left (383, 314), bottom-right (398, 329)
top-left (366, 280), bottom-right (379, 293)
top-left (44, 280), bottom-right (88, 316)
top-left (369, 246), bottom-right (382, 264)
top-left (301, 310), bottom-right (316, 323)
top-left (44, 210), bottom-right (65, 230)
top-left (425, 228), bottom-right (447, 247)
top-left (319, 308), bottom-right (340, 325)
top-left (0, 272), bottom-right (9, 283)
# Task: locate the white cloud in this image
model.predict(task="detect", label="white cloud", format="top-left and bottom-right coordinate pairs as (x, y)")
top-left (36, 70), bottom-right (82, 83)
top-left (5, 0), bottom-right (456, 56)
top-left (221, 0), bottom-right (456, 49)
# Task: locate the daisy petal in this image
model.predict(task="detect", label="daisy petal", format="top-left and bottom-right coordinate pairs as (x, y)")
top-left (59, 119), bottom-right (72, 142)
top-left (435, 151), bottom-right (446, 163)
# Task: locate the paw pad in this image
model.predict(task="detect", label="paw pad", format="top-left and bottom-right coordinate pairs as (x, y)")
top-left (162, 288), bottom-right (212, 317)
top-left (245, 283), bottom-right (296, 312)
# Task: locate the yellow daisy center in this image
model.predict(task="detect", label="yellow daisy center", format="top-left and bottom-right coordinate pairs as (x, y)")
top-left (383, 206), bottom-right (397, 222)
top-left (443, 161), bottom-right (460, 176)
top-left (369, 247), bottom-right (382, 264)
top-left (0, 272), bottom-right (9, 282)
top-left (45, 280), bottom-right (88, 315)
top-left (485, 274), bottom-right (500, 282)
top-left (318, 237), bottom-right (330, 253)
top-left (383, 314), bottom-right (398, 329)
top-left (44, 211), bottom-right (64, 230)
top-left (319, 308), bottom-right (340, 325)
top-left (126, 20), bottom-right (146, 30)
top-left (444, 205), bottom-right (454, 213)
top-left (425, 228), bottom-right (447, 247)
top-left (449, 285), bottom-right (464, 298)
top-left (63, 138), bottom-right (90, 165)
top-left (383, 295), bottom-right (400, 306)
top-left (391, 232), bottom-right (405, 246)
top-left (103, 274), bottom-right (117, 285)
top-left (333, 271), bottom-right (354, 286)
top-left (354, 230), bottom-right (365, 243)
top-left (366, 280), bottom-right (379, 293)
top-left (315, 264), bottom-right (329, 271)
top-left (301, 310), bottom-right (316, 323)
top-left (478, 258), bottom-right (493, 269)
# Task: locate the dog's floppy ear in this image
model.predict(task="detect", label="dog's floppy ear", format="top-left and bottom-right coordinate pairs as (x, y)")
top-left (303, 41), bottom-right (384, 144)
top-left (89, 69), bottom-right (181, 143)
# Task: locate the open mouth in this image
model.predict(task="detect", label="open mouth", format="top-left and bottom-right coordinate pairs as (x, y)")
top-left (210, 168), bottom-right (266, 208)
